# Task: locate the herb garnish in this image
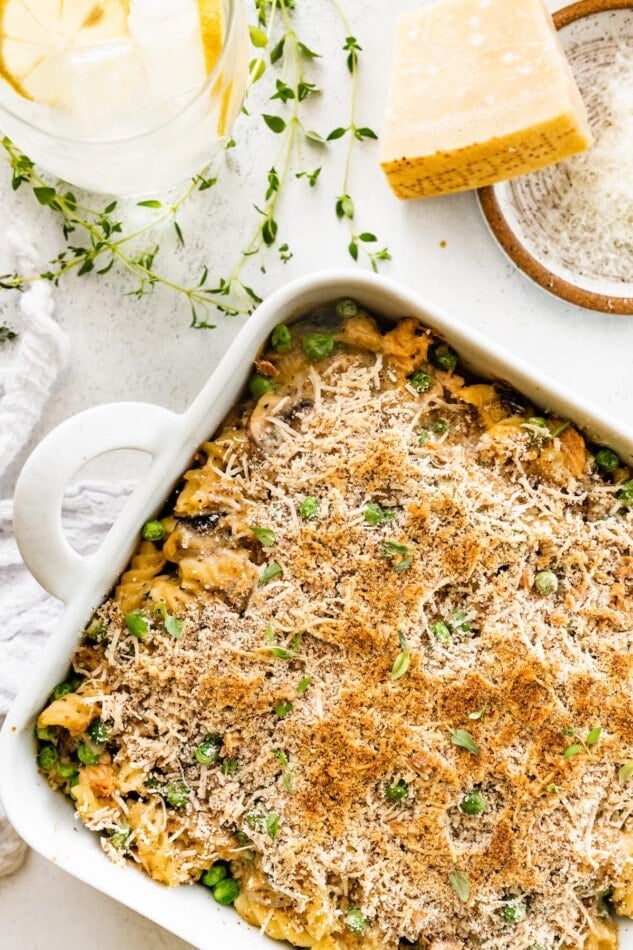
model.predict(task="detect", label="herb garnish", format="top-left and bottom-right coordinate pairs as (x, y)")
top-left (379, 540), bottom-right (412, 572)
top-left (297, 676), bottom-right (312, 695)
top-left (562, 725), bottom-right (602, 758)
top-left (250, 525), bottom-right (277, 546)
top-left (156, 602), bottom-right (184, 640)
top-left (450, 729), bottom-right (480, 755)
top-left (562, 744), bottom-right (583, 759)
top-left (266, 813), bottom-right (280, 841)
top-left (0, 326), bottom-right (16, 343)
top-left (271, 749), bottom-right (293, 793)
top-left (274, 700), bottom-right (293, 719)
top-left (391, 630), bottom-right (411, 680)
top-left (364, 502), bottom-right (395, 526)
top-left (431, 621), bottom-right (451, 645)
top-left (259, 562), bottom-right (283, 586)
top-left (124, 612), bottom-right (148, 640)
top-left (619, 762), bottom-right (633, 783)
top-left (448, 870), bottom-right (470, 902)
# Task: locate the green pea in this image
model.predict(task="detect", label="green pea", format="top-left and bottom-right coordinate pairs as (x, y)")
top-left (164, 781), bottom-right (190, 807)
top-left (142, 519), bottom-right (165, 542)
top-left (345, 908), bottom-right (369, 934)
top-left (408, 371), bottom-right (433, 393)
top-left (420, 419), bottom-right (450, 444)
top-left (88, 719), bottom-right (109, 743)
top-left (57, 761), bottom-right (79, 781)
top-left (201, 862), bottom-right (228, 888)
top-left (271, 324), bottom-right (293, 352)
top-left (77, 743), bottom-right (102, 766)
top-left (299, 496), bottom-right (319, 520)
top-left (302, 333), bottom-right (335, 361)
top-left (85, 620), bottom-right (107, 643)
top-left (595, 448), bottom-right (619, 473)
top-left (502, 902), bottom-right (527, 924)
top-left (431, 621), bottom-right (451, 645)
top-left (385, 779), bottom-right (409, 802)
top-left (249, 373), bottom-right (275, 399)
top-left (51, 679), bottom-right (78, 701)
top-left (38, 745), bottom-right (58, 770)
top-left (213, 878), bottom-right (240, 905)
top-left (460, 790), bottom-right (486, 815)
top-left (534, 570), bottom-right (558, 596)
top-left (335, 298), bottom-right (358, 319)
top-left (109, 823), bottom-right (131, 850)
top-left (196, 734), bottom-right (222, 765)
top-left (617, 480), bottom-right (633, 507)
top-left (430, 344), bottom-right (458, 373)
top-left (36, 725), bottom-right (55, 741)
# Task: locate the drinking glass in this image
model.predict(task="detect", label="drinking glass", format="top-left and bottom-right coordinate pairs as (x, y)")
top-left (0, 0), bottom-right (249, 195)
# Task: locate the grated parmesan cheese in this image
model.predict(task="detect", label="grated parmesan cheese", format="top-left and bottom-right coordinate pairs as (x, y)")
top-left (510, 45), bottom-right (633, 283)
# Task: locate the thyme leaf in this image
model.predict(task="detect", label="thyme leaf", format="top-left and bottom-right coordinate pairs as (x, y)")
top-left (450, 729), bottom-right (479, 755)
top-left (449, 870), bottom-right (470, 902)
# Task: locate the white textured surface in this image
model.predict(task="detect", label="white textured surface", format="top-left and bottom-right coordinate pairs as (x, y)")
top-left (2, 0), bottom-right (633, 947)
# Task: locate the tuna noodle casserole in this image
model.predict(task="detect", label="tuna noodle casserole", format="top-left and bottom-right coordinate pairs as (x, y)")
top-left (37, 302), bottom-right (633, 949)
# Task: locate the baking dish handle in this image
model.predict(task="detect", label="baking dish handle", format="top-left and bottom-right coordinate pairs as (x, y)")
top-left (13, 402), bottom-right (179, 603)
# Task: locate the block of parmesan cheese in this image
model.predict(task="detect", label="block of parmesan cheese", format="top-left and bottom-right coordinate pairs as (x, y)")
top-left (380, 0), bottom-right (593, 199)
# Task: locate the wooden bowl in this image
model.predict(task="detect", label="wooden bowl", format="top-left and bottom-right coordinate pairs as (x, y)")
top-left (478, 0), bottom-right (633, 314)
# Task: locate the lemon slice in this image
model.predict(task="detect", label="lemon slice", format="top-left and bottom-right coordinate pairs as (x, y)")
top-left (0, 0), bottom-right (130, 105)
top-left (196, 0), bottom-right (223, 76)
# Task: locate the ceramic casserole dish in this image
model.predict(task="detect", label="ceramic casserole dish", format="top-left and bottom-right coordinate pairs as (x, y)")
top-left (2, 270), bottom-right (633, 949)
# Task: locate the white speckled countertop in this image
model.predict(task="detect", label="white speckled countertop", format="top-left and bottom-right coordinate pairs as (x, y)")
top-left (2, 1), bottom-right (633, 947)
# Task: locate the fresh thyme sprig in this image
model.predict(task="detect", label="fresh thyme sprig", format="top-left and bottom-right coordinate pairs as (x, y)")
top-left (212, 0), bottom-right (325, 302)
top-left (0, 0), bottom-right (390, 324)
top-left (0, 136), bottom-right (240, 326)
top-left (327, 1), bottom-right (391, 271)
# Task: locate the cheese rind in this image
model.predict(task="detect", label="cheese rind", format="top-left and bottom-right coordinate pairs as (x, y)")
top-left (380, 0), bottom-right (592, 199)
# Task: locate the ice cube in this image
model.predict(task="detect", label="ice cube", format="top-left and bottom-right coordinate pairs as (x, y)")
top-left (63, 40), bottom-right (148, 136)
top-left (128, 0), bottom-right (206, 104)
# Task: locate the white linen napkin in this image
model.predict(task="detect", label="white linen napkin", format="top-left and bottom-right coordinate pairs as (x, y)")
top-left (0, 481), bottom-right (133, 876)
top-left (0, 226), bottom-right (135, 875)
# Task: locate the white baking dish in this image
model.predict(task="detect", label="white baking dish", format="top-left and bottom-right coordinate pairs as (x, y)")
top-left (2, 270), bottom-right (633, 949)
